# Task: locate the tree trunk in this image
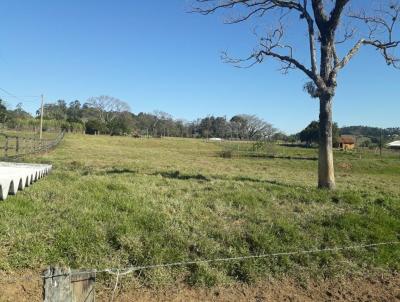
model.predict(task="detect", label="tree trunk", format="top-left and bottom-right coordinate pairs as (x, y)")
top-left (318, 95), bottom-right (335, 189)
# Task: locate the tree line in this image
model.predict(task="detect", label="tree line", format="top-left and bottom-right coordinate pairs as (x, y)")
top-left (2, 97), bottom-right (398, 145)
top-left (0, 96), bottom-right (281, 140)
top-left (296, 121), bottom-right (400, 148)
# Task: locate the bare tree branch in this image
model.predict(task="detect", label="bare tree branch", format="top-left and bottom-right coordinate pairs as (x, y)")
top-left (328, 0), bottom-right (351, 31)
top-left (194, 0), bottom-right (324, 86)
top-left (311, 0), bottom-right (329, 31)
top-left (194, 0), bottom-right (400, 94)
top-left (330, 2), bottom-right (400, 83)
top-left (86, 96), bottom-right (131, 123)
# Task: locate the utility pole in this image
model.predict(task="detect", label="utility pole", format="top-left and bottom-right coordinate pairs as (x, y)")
top-left (380, 129), bottom-right (383, 157)
top-left (39, 94), bottom-right (44, 140)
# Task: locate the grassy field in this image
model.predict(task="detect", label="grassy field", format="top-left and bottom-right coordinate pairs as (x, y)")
top-left (0, 134), bottom-right (399, 287)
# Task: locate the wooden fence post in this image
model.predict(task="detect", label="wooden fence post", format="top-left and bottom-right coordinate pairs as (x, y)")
top-left (70, 270), bottom-right (96, 302)
top-left (43, 267), bottom-right (72, 302)
top-left (43, 267), bottom-right (96, 302)
top-left (16, 136), bottom-right (20, 155)
top-left (22, 137), bottom-right (26, 155)
top-left (4, 136), bottom-right (8, 158)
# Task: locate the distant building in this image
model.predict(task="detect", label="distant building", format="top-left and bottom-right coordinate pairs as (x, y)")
top-left (208, 138), bottom-right (222, 142)
top-left (339, 135), bottom-right (356, 150)
top-left (387, 140), bottom-right (400, 149)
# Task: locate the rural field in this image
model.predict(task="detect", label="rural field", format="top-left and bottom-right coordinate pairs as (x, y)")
top-left (0, 134), bottom-right (399, 301)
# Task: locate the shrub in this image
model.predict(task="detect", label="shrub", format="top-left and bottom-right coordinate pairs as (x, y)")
top-left (220, 150), bottom-right (233, 158)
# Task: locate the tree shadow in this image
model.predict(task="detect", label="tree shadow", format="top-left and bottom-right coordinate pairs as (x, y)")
top-left (229, 176), bottom-right (298, 188)
top-left (240, 154), bottom-right (318, 161)
top-left (106, 168), bottom-right (138, 175)
top-left (154, 170), bottom-right (210, 181)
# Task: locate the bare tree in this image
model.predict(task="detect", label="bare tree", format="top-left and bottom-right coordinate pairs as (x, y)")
top-left (193, 0), bottom-right (400, 189)
top-left (238, 114), bottom-right (277, 140)
top-left (86, 95), bottom-right (131, 124)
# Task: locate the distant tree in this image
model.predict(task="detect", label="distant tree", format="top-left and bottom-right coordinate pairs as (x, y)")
top-left (5, 103), bottom-right (32, 129)
top-left (85, 95), bottom-right (130, 125)
top-left (12, 103), bottom-right (31, 119)
top-left (67, 100), bottom-right (83, 123)
top-left (340, 125), bottom-right (400, 144)
top-left (233, 114), bottom-right (276, 140)
top-left (271, 132), bottom-right (289, 142)
top-left (0, 99), bottom-right (8, 123)
top-left (108, 112), bottom-right (135, 136)
top-left (135, 112), bottom-right (157, 135)
top-left (300, 121), bottom-right (339, 146)
top-left (299, 121), bottom-right (320, 145)
top-left (39, 100), bottom-right (68, 120)
top-left (230, 115), bottom-right (248, 139)
top-left (211, 116), bottom-right (227, 138)
top-left (194, 0), bottom-right (400, 189)
top-left (288, 134), bottom-right (299, 143)
top-left (85, 119), bottom-right (107, 135)
top-left (175, 119), bottom-right (187, 137)
top-left (358, 137), bottom-right (373, 148)
top-left (153, 111), bottom-right (178, 137)
top-left (187, 119), bottom-right (202, 138)
top-left (199, 116), bottom-right (214, 138)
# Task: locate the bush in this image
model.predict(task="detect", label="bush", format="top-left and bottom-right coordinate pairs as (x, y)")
top-left (85, 119), bottom-right (108, 135)
top-left (220, 150), bottom-right (233, 158)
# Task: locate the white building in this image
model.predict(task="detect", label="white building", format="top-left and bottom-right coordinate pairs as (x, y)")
top-left (387, 140), bottom-right (400, 148)
top-left (208, 138), bottom-right (222, 142)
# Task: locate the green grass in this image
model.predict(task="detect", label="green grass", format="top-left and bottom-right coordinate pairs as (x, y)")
top-left (0, 134), bottom-right (399, 286)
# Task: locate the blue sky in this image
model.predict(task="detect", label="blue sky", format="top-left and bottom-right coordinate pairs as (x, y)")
top-left (0, 0), bottom-right (399, 134)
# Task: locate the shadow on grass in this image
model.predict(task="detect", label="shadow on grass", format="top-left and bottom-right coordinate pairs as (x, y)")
top-left (217, 151), bottom-right (317, 161)
top-left (245, 154), bottom-right (318, 161)
top-left (230, 176), bottom-right (296, 188)
top-left (153, 170), bottom-right (302, 189)
top-left (154, 170), bottom-right (210, 181)
top-left (106, 168), bottom-right (138, 175)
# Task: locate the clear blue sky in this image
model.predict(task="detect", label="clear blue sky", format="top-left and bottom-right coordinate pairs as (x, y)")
top-left (0, 0), bottom-right (399, 134)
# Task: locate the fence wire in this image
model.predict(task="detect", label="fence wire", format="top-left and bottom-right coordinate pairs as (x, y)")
top-left (34, 241), bottom-right (399, 280)
top-left (0, 131), bottom-right (64, 159)
top-left (1, 241), bottom-right (398, 302)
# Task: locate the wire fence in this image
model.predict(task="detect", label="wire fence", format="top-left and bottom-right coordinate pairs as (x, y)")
top-left (0, 241), bottom-right (397, 283)
top-left (70, 241), bottom-right (400, 277)
top-left (0, 131), bottom-right (64, 159)
top-left (0, 241), bottom-right (399, 301)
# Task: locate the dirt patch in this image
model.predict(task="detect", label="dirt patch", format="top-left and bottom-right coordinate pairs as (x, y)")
top-left (338, 162), bottom-right (353, 171)
top-left (99, 274), bottom-right (400, 302)
top-left (0, 271), bottom-right (42, 302)
top-left (1, 272), bottom-right (399, 301)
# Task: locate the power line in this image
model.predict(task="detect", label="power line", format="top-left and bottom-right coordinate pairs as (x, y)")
top-left (0, 87), bottom-right (26, 103)
top-left (0, 87), bottom-right (45, 138)
top-left (0, 96), bottom-right (39, 104)
top-left (0, 87), bottom-right (40, 103)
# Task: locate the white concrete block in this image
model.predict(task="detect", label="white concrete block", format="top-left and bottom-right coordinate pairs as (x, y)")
top-left (0, 162), bottom-right (52, 200)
